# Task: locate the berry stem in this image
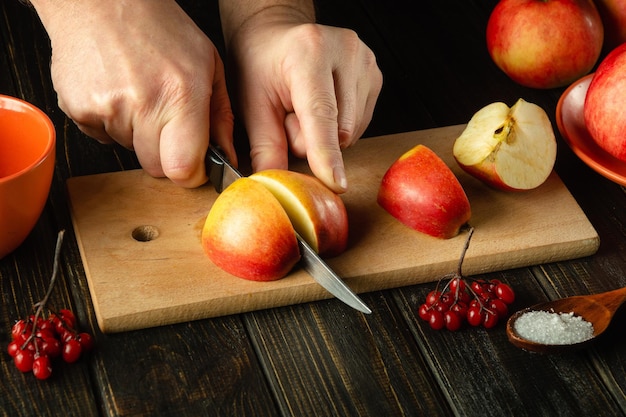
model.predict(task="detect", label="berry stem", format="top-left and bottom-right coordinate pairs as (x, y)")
top-left (456, 226), bottom-right (474, 276)
top-left (22, 230), bottom-right (65, 351)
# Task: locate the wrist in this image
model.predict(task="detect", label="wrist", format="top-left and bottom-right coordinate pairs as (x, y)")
top-left (220, 2), bottom-right (315, 49)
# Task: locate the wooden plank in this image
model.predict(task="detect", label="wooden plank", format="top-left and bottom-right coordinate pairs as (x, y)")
top-left (66, 125), bottom-right (599, 333)
top-left (244, 295), bottom-right (454, 417)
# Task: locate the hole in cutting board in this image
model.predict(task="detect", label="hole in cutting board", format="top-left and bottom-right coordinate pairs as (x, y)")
top-left (132, 225), bottom-right (160, 242)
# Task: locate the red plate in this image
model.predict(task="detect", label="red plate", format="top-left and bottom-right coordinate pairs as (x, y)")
top-left (556, 73), bottom-right (626, 186)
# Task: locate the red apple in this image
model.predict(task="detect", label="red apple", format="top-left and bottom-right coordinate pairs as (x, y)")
top-left (584, 43), bottom-right (626, 161)
top-left (453, 98), bottom-right (557, 191)
top-left (594, 0), bottom-right (626, 51)
top-left (202, 169), bottom-right (350, 281)
top-left (377, 145), bottom-right (471, 239)
top-left (250, 169), bottom-right (348, 258)
top-left (202, 177), bottom-right (300, 281)
top-left (486, 0), bottom-right (604, 89)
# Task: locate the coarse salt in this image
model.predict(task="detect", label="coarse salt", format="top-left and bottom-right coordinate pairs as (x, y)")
top-left (513, 310), bottom-right (594, 345)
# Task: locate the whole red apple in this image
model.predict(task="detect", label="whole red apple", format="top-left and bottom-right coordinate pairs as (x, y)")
top-left (584, 43), bottom-right (626, 161)
top-left (594, 0), bottom-right (626, 51)
top-left (377, 145), bottom-right (471, 239)
top-left (486, 0), bottom-right (604, 89)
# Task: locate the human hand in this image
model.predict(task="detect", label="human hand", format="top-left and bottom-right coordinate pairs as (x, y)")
top-left (224, 9), bottom-right (382, 193)
top-left (31, 0), bottom-right (236, 187)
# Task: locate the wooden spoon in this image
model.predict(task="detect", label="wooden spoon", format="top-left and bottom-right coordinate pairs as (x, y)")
top-left (506, 286), bottom-right (626, 354)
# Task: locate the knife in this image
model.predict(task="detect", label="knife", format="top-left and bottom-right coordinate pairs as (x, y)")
top-left (207, 146), bottom-right (372, 314)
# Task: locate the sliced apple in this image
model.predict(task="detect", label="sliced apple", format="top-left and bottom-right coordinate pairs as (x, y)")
top-left (201, 177), bottom-right (300, 281)
top-left (378, 144), bottom-right (471, 239)
top-left (453, 98), bottom-right (556, 191)
top-left (202, 169), bottom-right (349, 281)
top-left (250, 169), bottom-right (348, 258)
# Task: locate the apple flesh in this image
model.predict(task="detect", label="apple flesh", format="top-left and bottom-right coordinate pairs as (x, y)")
top-left (486, 0), bottom-right (603, 89)
top-left (453, 98), bottom-right (556, 191)
top-left (202, 177), bottom-right (300, 281)
top-left (583, 43), bottom-right (626, 162)
top-left (249, 169), bottom-right (348, 258)
top-left (377, 145), bottom-right (471, 239)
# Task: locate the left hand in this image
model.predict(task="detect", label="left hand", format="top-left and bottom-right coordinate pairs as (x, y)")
top-left (226, 13), bottom-right (382, 193)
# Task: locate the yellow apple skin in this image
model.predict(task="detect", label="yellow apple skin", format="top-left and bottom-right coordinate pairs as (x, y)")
top-left (377, 145), bottom-right (471, 239)
top-left (202, 177), bottom-right (300, 281)
top-left (453, 99), bottom-right (556, 192)
top-left (250, 169), bottom-right (348, 258)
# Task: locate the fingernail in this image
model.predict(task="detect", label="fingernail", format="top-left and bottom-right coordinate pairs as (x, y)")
top-left (334, 166), bottom-right (348, 192)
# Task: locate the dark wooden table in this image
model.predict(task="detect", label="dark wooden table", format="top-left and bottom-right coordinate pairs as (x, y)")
top-left (3, 1), bottom-right (626, 416)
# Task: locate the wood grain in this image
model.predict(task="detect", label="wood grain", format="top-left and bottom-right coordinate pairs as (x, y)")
top-left (67, 125), bottom-right (599, 333)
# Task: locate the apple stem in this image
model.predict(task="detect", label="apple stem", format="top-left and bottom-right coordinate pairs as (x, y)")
top-left (456, 225), bottom-right (474, 277)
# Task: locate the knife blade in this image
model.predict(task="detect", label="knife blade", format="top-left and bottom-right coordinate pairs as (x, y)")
top-left (206, 146), bottom-right (372, 314)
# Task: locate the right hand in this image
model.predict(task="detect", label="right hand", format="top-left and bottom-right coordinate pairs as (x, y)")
top-left (33, 0), bottom-right (236, 187)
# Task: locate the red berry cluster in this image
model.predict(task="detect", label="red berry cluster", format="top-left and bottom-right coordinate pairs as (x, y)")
top-left (417, 226), bottom-right (516, 331)
top-left (418, 277), bottom-right (515, 331)
top-left (5, 230), bottom-right (94, 380)
top-left (7, 309), bottom-right (94, 380)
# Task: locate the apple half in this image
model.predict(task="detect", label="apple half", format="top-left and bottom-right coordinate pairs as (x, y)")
top-left (377, 144), bottom-right (471, 239)
top-left (453, 98), bottom-right (556, 191)
top-left (202, 169), bottom-right (349, 281)
top-left (250, 169), bottom-right (348, 258)
top-left (202, 177), bottom-right (300, 281)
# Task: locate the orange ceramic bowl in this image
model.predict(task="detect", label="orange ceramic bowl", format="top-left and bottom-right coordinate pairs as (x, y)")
top-left (0, 95), bottom-right (56, 259)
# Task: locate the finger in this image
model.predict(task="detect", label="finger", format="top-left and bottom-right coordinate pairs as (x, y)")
top-left (332, 63), bottom-right (358, 149)
top-left (209, 56), bottom-right (237, 167)
top-left (157, 106), bottom-right (212, 188)
top-left (244, 90), bottom-right (290, 173)
top-left (74, 122), bottom-right (116, 146)
top-left (132, 120), bottom-right (166, 179)
top-left (290, 68), bottom-right (347, 193)
top-left (334, 44), bottom-right (383, 149)
top-left (284, 112), bottom-right (304, 157)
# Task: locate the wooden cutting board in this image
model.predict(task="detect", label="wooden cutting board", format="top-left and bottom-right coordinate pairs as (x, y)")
top-left (67, 125), bottom-right (600, 333)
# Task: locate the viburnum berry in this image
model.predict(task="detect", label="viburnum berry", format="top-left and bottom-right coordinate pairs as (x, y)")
top-left (7, 340), bottom-right (21, 358)
top-left (62, 339), bottom-right (82, 364)
top-left (429, 310), bottom-right (445, 330)
top-left (444, 311), bottom-right (463, 331)
top-left (6, 230), bottom-right (95, 380)
top-left (495, 283), bottom-right (515, 304)
top-left (14, 349), bottom-right (35, 373)
top-left (32, 355), bottom-right (53, 380)
top-left (466, 306), bottom-right (484, 327)
top-left (77, 332), bottom-right (95, 352)
top-left (417, 227), bottom-right (516, 331)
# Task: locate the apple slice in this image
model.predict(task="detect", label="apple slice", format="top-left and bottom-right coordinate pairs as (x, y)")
top-left (377, 144), bottom-right (471, 239)
top-left (250, 169), bottom-right (349, 258)
top-left (202, 177), bottom-right (301, 281)
top-left (453, 98), bottom-right (556, 191)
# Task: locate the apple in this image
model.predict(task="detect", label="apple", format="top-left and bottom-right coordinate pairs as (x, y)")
top-left (202, 169), bottom-right (349, 281)
top-left (377, 145), bottom-right (471, 239)
top-left (202, 177), bottom-right (300, 281)
top-left (250, 169), bottom-right (348, 258)
top-left (583, 43), bottom-right (626, 161)
top-left (486, 0), bottom-right (604, 89)
top-left (453, 98), bottom-right (556, 191)
top-left (594, 0), bottom-right (626, 51)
